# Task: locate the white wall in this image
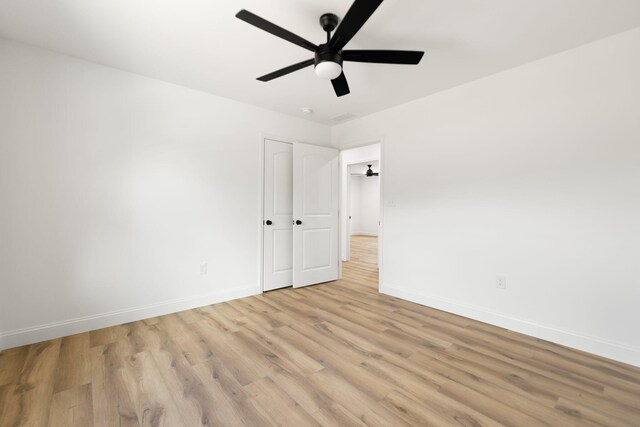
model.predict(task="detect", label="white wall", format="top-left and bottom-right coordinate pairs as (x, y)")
top-left (0, 38), bottom-right (331, 349)
top-left (349, 175), bottom-right (380, 236)
top-left (333, 29), bottom-right (640, 367)
top-left (339, 144), bottom-right (380, 261)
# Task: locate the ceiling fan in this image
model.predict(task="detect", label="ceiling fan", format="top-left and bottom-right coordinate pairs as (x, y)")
top-left (351, 165), bottom-right (379, 177)
top-left (236, 0), bottom-right (424, 97)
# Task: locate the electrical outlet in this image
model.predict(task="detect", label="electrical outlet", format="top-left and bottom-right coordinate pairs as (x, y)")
top-left (200, 263), bottom-right (208, 275)
top-left (496, 276), bottom-right (507, 290)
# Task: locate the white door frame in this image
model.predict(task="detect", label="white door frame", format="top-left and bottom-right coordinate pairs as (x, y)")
top-left (259, 134), bottom-right (341, 292)
top-left (339, 139), bottom-right (384, 290)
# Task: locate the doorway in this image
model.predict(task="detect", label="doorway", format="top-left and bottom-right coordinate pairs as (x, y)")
top-left (347, 161), bottom-right (380, 267)
top-left (339, 143), bottom-right (382, 275)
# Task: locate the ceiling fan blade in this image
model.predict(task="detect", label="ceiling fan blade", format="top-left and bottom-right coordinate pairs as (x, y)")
top-left (331, 72), bottom-right (350, 97)
top-left (329, 0), bottom-right (383, 51)
top-left (343, 50), bottom-right (424, 65)
top-left (236, 10), bottom-right (318, 52)
top-left (257, 59), bottom-right (314, 82)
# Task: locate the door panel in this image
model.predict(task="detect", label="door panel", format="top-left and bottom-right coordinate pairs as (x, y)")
top-left (293, 143), bottom-right (339, 287)
top-left (272, 229), bottom-right (293, 272)
top-left (273, 153), bottom-right (293, 214)
top-left (302, 228), bottom-right (332, 270)
top-left (264, 140), bottom-right (293, 291)
top-left (303, 156), bottom-right (333, 215)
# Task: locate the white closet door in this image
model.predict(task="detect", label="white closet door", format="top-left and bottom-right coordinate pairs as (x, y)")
top-left (263, 140), bottom-right (293, 291)
top-left (293, 142), bottom-right (339, 288)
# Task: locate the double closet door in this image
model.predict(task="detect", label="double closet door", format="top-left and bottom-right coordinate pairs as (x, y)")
top-left (264, 139), bottom-right (339, 291)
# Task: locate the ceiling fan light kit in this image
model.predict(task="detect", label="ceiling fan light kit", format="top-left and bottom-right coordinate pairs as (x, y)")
top-left (315, 60), bottom-right (342, 80)
top-left (236, 0), bottom-right (424, 97)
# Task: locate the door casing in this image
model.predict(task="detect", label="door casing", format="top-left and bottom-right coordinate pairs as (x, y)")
top-left (339, 140), bottom-right (384, 290)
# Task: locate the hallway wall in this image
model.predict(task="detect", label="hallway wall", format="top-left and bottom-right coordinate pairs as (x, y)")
top-left (349, 176), bottom-right (380, 236)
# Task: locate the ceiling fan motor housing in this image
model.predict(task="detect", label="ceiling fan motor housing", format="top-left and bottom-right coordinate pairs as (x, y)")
top-left (314, 44), bottom-right (343, 67)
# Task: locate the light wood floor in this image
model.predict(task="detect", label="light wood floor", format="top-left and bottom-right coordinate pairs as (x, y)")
top-left (1, 235), bottom-right (640, 426)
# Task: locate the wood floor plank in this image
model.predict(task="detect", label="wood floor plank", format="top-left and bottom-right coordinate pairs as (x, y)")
top-left (52, 334), bottom-right (91, 394)
top-left (410, 350), bottom-right (594, 426)
top-left (0, 385), bottom-right (20, 427)
top-left (307, 367), bottom-right (411, 427)
top-left (236, 315), bottom-right (324, 376)
top-left (244, 377), bottom-right (320, 426)
top-left (192, 358), bottom-right (273, 426)
top-left (555, 396), bottom-right (638, 427)
top-left (190, 321), bottom-right (268, 386)
top-left (380, 388), bottom-right (494, 427)
top-left (310, 402), bottom-right (369, 427)
top-left (47, 384), bottom-right (93, 427)
top-left (122, 351), bottom-right (185, 426)
top-left (89, 324), bottom-right (129, 348)
top-left (195, 305), bottom-right (242, 333)
top-left (604, 386), bottom-right (640, 412)
top-left (157, 314), bottom-right (213, 366)
top-left (0, 348), bottom-right (28, 387)
top-left (3, 340), bottom-right (61, 426)
top-left (269, 369), bottom-right (333, 415)
top-left (1, 236), bottom-right (639, 426)
top-left (96, 341), bottom-right (141, 427)
top-left (146, 331), bottom-right (236, 427)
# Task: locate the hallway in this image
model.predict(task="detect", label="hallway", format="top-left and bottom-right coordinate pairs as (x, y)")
top-left (343, 235), bottom-right (378, 290)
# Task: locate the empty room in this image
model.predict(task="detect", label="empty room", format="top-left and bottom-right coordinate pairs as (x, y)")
top-left (1, 0), bottom-right (639, 426)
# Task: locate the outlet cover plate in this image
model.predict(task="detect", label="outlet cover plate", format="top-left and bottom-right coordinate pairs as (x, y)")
top-left (496, 276), bottom-right (507, 290)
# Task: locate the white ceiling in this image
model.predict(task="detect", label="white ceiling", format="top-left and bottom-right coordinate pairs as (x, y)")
top-left (1, 1), bottom-right (639, 124)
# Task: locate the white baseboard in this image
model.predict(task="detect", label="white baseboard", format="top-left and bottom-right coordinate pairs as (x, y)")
top-left (380, 284), bottom-right (640, 368)
top-left (0, 285), bottom-right (260, 351)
